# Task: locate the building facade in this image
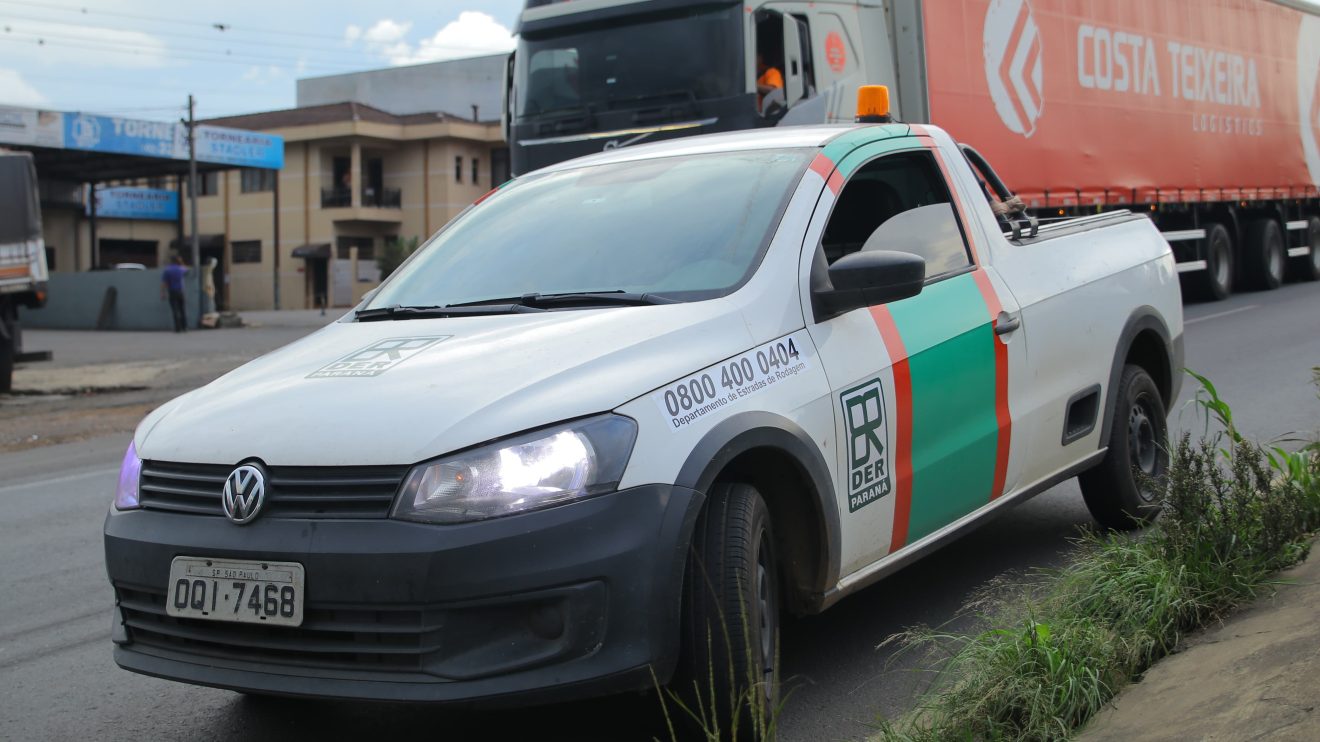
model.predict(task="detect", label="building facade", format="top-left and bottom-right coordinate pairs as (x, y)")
top-left (40, 102), bottom-right (507, 311)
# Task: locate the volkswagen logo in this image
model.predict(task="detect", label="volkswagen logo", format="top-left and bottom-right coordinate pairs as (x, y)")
top-left (221, 464), bottom-right (267, 525)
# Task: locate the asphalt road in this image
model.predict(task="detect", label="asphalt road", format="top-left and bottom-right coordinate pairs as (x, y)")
top-left (2, 283), bottom-right (1318, 741)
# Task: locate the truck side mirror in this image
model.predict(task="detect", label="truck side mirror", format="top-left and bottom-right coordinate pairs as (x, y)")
top-left (813, 250), bottom-right (925, 320)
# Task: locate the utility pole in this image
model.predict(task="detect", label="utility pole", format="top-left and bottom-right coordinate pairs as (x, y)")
top-left (186, 94), bottom-right (201, 327)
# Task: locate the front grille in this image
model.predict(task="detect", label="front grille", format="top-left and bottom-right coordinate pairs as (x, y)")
top-left (116, 586), bottom-right (440, 673)
top-left (139, 461), bottom-right (409, 519)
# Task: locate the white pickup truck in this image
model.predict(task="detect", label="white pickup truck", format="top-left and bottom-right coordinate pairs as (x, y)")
top-left (104, 105), bottom-right (1183, 723)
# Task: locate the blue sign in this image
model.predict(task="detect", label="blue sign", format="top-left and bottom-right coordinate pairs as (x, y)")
top-left (61, 112), bottom-right (283, 169)
top-left (65, 113), bottom-right (180, 159)
top-left (90, 187), bottom-right (179, 221)
top-left (195, 125), bottom-right (284, 169)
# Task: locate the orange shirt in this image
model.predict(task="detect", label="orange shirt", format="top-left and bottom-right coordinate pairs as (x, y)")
top-left (757, 67), bottom-right (785, 110)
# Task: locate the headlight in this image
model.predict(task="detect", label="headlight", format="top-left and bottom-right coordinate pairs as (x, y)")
top-left (115, 441), bottom-right (142, 510)
top-left (392, 415), bottom-right (638, 524)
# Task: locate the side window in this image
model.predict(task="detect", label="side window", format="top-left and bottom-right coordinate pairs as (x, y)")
top-left (820, 151), bottom-right (973, 278)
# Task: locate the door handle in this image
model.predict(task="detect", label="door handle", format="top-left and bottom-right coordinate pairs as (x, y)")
top-left (994, 311), bottom-right (1020, 336)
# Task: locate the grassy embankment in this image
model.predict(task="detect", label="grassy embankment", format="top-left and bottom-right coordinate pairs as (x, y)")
top-left (875, 369), bottom-right (1320, 742)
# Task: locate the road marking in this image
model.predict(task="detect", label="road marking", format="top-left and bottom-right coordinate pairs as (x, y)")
top-left (1185, 304), bottom-right (1260, 326)
top-left (0, 467), bottom-right (118, 494)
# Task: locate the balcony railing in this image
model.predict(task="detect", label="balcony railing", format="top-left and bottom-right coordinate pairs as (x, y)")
top-left (321, 187), bottom-right (402, 209)
top-left (362, 187), bottom-right (401, 208)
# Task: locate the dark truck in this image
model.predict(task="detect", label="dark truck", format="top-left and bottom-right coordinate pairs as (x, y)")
top-left (0, 150), bottom-right (50, 392)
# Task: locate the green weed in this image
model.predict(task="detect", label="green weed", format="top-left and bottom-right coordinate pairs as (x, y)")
top-left (875, 369), bottom-right (1320, 742)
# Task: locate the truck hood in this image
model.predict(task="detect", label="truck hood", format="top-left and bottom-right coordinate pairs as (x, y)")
top-left (137, 303), bottom-right (754, 466)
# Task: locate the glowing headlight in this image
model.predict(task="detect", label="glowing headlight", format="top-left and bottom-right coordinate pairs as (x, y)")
top-left (115, 441), bottom-right (142, 510)
top-left (392, 415), bottom-right (637, 524)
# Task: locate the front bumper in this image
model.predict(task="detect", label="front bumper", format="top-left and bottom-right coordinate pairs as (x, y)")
top-left (104, 484), bottom-right (702, 704)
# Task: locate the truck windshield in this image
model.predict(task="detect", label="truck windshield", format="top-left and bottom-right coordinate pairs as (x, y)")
top-left (515, 6), bottom-right (742, 119)
top-left (366, 149), bottom-right (812, 309)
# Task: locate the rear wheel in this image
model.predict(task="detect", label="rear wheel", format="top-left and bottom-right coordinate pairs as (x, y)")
top-left (677, 482), bottom-right (780, 739)
top-left (1184, 223), bottom-right (1233, 301)
top-left (0, 305), bottom-right (15, 394)
top-left (1079, 365), bottom-right (1168, 530)
top-left (1287, 216), bottom-right (1320, 282)
top-left (1243, 218), bottom-right (1285, 291)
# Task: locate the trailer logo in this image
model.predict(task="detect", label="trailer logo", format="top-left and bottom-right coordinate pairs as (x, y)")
top-left (307, 336), bottom-right (449, 378)
top-left (1300, 16), bottom-right (1320, 188)
top-left (826, 32), bottom-right (847, 73)
top-left (983, 0), bottom-right (1043, 137)
top-left (841, 379), bottom-right (891, 513)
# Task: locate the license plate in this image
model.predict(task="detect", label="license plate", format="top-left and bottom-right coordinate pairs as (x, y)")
top-left (166, 557), bottom-right (304, 627)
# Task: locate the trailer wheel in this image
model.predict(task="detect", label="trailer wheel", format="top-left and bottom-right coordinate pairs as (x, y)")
top-left (1184, 223), bottom-right (1234, 301)
top-left (1287, 216), bottom-right (1320, 282)
top-left (0, 305), bottom-right (15, 394)
top-left (1243, 218), bottom-right (1285, 291)
top-left (1079, 365), bottom-right (1168, 530)
top-left (677, 482), bottom-right (780, 738)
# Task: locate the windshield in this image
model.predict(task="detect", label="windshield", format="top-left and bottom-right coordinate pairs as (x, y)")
top-left (515, 6), bottom-right (743, 119)
top-left (366, 149), bottom-right (812, 310)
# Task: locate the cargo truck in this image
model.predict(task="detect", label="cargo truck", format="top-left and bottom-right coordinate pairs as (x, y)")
top-left (505, 0), bottom-right (1320, 301)
top-left (0, 150), bottom-right (49, 392)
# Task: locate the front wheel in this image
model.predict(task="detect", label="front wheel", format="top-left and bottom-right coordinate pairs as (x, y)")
top-left (677, 482), bottom-right (780, 739)
top-left (1079, 365), bottom-right (1169, 530)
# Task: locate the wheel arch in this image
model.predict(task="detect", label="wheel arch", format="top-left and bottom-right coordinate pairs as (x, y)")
top-left (675, 411), bottom-right (840, 615)
top-left (1098, 308), bottom-right (1182, 449)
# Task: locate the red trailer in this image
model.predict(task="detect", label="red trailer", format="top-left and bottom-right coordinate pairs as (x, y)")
top-left (923, 0), bottom-right (1320, 298)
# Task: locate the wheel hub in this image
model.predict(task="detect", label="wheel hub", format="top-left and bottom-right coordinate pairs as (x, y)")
top-left (1128, 396), bottom-right (1159, 501)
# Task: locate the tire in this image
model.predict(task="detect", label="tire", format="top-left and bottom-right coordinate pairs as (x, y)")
top-left (0, 309), bottom-right (14, 394)
top-left (677, 482), bottom-right (780, 738)
top-left (1079, 365), bottom-right (1169, 530)
top-left (1287, 216), bottom-right (1320, 282)
top-left (1183, 222), bottom-right (1234, 301)
top-left (1242, 218), bottom-right (1285, 291)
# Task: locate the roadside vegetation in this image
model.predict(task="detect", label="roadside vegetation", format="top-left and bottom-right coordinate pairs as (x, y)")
top-left (873, 369), bottom-right (1320, 742)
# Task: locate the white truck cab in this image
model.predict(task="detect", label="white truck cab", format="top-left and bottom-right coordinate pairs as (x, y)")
top-left (105, 95), bottom-right (1182, 722)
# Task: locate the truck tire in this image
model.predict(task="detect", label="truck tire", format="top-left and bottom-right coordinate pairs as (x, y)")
top-left (0, 308), bottom-right (14, 394)
top-left (1242, 218), bottom-right (1285, 291)
top-left (1079, 365), bottom-right (1168, 530)
top-left (1287, 216), bottom-right (1320, 282)
top-left (677, 482), bottom-right (780, 738)
top-left (1184, 223), bottom-right (1234, 301)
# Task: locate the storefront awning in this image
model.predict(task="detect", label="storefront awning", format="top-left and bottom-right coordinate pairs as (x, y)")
top-left (292, 243), bottom-right (331, 259)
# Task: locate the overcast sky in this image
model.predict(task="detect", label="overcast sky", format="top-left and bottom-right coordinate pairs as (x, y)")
top-left (0, 0), bottom-right (523, 120)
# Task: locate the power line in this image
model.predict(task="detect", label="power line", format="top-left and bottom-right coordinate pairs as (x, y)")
top-left (0, 0), bottom-right (510, 54)
top-left (0, 0), bottom-right (356, 43)
top-left (0, 11), bottom-right (382, 60)
top-left (0, 32), bottom-right (360, 72)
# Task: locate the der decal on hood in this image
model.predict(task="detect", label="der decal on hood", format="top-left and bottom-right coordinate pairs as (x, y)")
top-left (308, 336), bottom-right (450, 378)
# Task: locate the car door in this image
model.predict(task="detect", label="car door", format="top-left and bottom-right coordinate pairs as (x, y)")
top-left (798, 134), bottom-right (1025, 577)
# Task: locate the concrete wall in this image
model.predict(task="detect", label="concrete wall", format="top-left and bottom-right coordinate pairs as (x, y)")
top-left (296, 54), bottom-right (506, 119)
top-left (19, 269), bottom-right (201, 331)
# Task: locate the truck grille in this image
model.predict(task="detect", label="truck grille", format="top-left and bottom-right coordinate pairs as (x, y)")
top-left (115, 586), bottom-right (437, 672)
top-left (139, 461), bottom-right (408, 519)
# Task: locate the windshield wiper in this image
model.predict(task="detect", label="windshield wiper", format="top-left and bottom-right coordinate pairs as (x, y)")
top-left (354, 304), bottom-right (545, 322)
top-left (448, 291), bottom-right (681, 309)
top-left (356, 292), bottom-right (679, 321)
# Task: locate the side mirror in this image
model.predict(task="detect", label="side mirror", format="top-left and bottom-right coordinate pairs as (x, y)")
top-left (813, 250), bottom-right (925, 320)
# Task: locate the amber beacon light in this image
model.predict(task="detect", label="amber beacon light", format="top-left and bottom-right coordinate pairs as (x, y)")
top-left (855, 85), bottom-right (892, 123)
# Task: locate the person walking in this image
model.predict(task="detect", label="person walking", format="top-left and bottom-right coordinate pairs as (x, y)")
top-left (161, 254), bottom-right (189, 333)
